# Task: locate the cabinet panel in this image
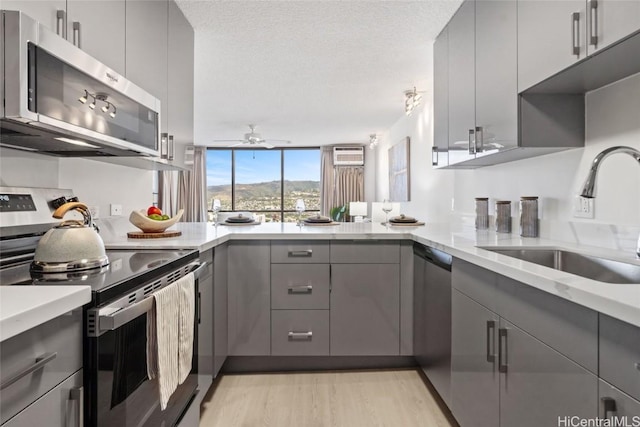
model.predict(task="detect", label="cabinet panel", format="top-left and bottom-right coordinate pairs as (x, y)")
top-left (588, 0), bottom-right (640, 54)
top-left (599, 379), bottom-right (640, 420)
top-left (271, 310), bottom-right (330, 356)
top-left (399, 241), bottom-right (414, 356)
top-left (213, 243), bottom-right (228, 377)
top-left (330, 241), bottom-right (400, 264)
top-left (197, 251), bottom-right (214, 389)
top-left (517, 0), bottom-right (586, 91)
top-left (497, 274), bottom-right (598, 373)
top-left (125, 0), bottom-right (168, 133)
top-left (475, 0), bottom-right (518, 156)
top-left (0, 1), bottom-right (65, 33)
top-left (599, 314), bottom-right (640, 401)
top-left (451, 290), bottom-right (500, 427)
top-left (433, 26), bottom-right (449, 168)
top-left (270, 241), bottom-right (330, 264)
top-left (271, 264), bottom-right (330, 310)
top-left (447, 0), bottom-right (476, 164)
top-left (330, 264), bottom-right (400, 355)
top-left (3, 369), bottom-right (83, 427)
top-left (451, 258), bottom-right (498, 312)
top-left (66, 0), bottom-right (126, 75)
top-left (227, 241), bottom-right (270, 356)
top-left (499, 319), bottom-right (598, 427)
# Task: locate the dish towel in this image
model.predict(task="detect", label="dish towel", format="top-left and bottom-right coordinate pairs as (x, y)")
top-left (146, 272), bottom-right (195, 410)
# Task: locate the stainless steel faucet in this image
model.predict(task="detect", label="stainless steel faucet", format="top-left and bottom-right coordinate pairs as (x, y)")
top-left (579, 146), bottom-right (640, 257)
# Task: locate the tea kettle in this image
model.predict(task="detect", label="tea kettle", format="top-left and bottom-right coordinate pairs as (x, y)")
top-left (31, 202), bottom-right (109, 273)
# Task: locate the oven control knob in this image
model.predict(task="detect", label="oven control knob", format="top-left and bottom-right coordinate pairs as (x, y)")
top-left (50, 196), bottom-right (68, 209)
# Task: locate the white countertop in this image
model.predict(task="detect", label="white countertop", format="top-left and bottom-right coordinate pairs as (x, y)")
top-left (100, 220), bottom-right (640, 328)
top-left (0, 286), bottom-right (91, 342)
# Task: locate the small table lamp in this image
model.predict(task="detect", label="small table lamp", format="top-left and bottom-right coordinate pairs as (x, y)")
top-left (349, 202), bottom-right (367, 223)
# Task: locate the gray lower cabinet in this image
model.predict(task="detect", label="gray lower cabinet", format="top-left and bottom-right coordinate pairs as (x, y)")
top-left (227, 241), bottom-right (271, 356)
top-left (271, 264), bottom-right (330, 310)
top-left (499, 318), bottom-right (598, 427)
top-left (271, 310), bottom-right (330, 356)
top-left (599, 314), bottom-right (640, 402)
top-left (330, 263), bottom-right (400, 355)
top-left (599, 379), bottom-right (640, 420)
top-left (197, 248), bottom-right (214, 390)
top-left (451, 290), bottom-right (500, 427)
top-left (213, 243), bottom-right (228, 377)
top-left (3, 369), bottom-right (83, 427)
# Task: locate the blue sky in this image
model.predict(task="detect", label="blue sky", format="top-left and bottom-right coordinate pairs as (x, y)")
top-left (206, 149), bottom-right (320, 186)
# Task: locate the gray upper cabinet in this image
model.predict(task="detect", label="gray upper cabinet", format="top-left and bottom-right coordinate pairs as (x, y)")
top-left (125, 0), bottom-right (169, 133)
top-left (66, 0), bottom-right (126, 75)
top-left (587, 0), bottom-right (640, 54)
top-left (0, 1), bottom-right (65, 33)
top-left (432, 27), bottom-right (449, 168)
top-left (330, 264), bottom-right (400, 355)
top-left (447, 0), bottom-right (476, 165)
top-left (451, 289), bottom-right (500, 427)
top-left (227, 241), bottom-right (271, 356)
top-left (517, 0), bottom-right (587, 92)
top-left (474, 0), bottom-right (518, 158)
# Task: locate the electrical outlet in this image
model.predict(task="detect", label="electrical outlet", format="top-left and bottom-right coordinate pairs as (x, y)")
top-left (110, 204), bottom-right (122, 216)
top-left (89, 206), bottom-right (100, 219)
top-left (573, 196), bottom-right (595, 219)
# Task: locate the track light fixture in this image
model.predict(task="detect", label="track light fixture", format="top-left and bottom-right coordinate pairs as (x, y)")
top-left (404, 86), bottom-right (424, 116)
top-left (369, 133), bottom-right (378, 150)
top-left (79, 90), bottom-right (117, 118)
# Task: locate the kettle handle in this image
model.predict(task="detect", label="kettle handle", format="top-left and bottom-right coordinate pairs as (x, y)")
top-left (52, 202), bottom-right (93, 228)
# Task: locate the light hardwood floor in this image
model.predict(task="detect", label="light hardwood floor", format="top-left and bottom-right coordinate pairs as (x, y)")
top-left (200, 369), bottom-right (458, 427)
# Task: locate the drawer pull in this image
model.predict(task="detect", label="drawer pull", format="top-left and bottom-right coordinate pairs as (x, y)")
top-left (1, 352), bottom-right (57, 390)
top-left (486, 320), bottom-right (496, 363)
top-left (288, 285), bottom-right (313, 294)
top-left (635, 362), bottom-right (640, 371)
top-left (288, 250), bottom-right (312, 257)
top-left (498, 328), bottom-right (508, 373)
top-left (70, 386), bottom-right (84, 427)
top-left (600, 397), bottom-right (616, 420)
top-left (288, 331), bottom-right (313, 341)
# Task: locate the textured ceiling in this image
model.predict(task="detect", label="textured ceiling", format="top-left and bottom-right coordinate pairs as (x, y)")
top-left (176, 0), bottom-right (462, 147)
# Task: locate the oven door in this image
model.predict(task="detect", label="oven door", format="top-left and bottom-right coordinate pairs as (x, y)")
top-left (85, 264), bottom-right (205, 427)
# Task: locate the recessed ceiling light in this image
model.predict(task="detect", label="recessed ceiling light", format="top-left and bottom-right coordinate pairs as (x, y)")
top-left (54, 137), bottom-right (100, 148)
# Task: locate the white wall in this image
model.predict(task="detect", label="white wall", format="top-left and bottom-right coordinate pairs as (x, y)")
top-left (374, 72), bottom-right (640, 237)
top-left (0, 148), bottom-right (59, 188)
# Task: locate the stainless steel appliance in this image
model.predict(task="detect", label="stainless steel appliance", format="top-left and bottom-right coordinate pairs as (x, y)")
top-left (1, 10), bottom-right (160, 158)
top-left (413, 243), bottom-right (452, 406)
top-left (0, 187), bottom-right (204, 427)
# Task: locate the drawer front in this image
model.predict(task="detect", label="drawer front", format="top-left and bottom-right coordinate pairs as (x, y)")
top-left (271, 241), bottom-right (330, 264)
top-left (271, 310), bottom-right (330, 356)
top-left (0, 310), bottom-right (82, 424)
top-left (330, 241), bottom-right (400, 264)
top-left (451, 258), bottom-right (498, 312)
top-left (600, 314), bottom-right (640, 401)
top-left (599, 379), bottom-right (640, 419)
top-left (3, 369), bottom-right (83, 427)
top-left (271, 264), bottom-right (330, 310)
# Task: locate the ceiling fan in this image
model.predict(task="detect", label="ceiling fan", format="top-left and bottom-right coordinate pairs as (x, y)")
top-left (210, 124), bottom-right (291, 149)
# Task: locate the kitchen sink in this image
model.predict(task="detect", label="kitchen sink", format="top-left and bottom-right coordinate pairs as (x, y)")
top-left (482, 248), bottom-right (640, 284)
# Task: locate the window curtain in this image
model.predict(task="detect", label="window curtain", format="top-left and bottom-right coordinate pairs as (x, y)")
top-left (158, 146), bottom-right (207, 222)
top-left (319, 146), bottom-right (335, 216)
top-left (334, 166), bottom-right (364, 209)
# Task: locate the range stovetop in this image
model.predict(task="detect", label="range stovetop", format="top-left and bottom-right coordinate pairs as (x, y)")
top-left (0, 249), bottom-right (199, 305)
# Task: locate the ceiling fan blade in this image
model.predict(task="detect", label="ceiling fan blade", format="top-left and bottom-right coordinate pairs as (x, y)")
top-left (229, 142), bottom-right (247, 147)
top-left (259, 142), bottom-right (275, 149)
top-left (211, 139), bottom-right (245, 143)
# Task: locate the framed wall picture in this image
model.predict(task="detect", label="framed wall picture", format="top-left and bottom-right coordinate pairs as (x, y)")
top-left (388, 136), bottom-right (410, 202)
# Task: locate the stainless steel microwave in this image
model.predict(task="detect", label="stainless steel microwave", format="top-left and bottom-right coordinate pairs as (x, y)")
top-left (1, 10), bottom-right (161, 158)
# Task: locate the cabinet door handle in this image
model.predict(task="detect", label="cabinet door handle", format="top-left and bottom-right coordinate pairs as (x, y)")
top-left (72, 21), bottom-right (81, 48)
top-left (498, 328), bottom-right (508, 373)
top-left (70, 386), bottom-right (84, 427)
top-left (168, 135), bottom-right (175, 161)
top-left (288, 331), bottom-right (313, 340)
top-left (600, 397), bottom-right (616, 420)
top-left (486, 320), bottom-right (496, 363)
top-left (572, 12), bottom-right (581, 57)
top-left (197, 292), bottom-right (201, 324)
top-left (475, 126), bottom-right (484, 153)
top-left (56, 10), bottom-right (66, 38)
top-left (288, 284), bottom-right (312, 294)
top-left (432, 146), bottom-right (439, 166)
top-left (0, 352), bottom-right (57, 390)
top-left (589, 0), bottom-right (598, 47)
top-left (468, 129), bottom-right (476, 155)
top-left (288, 250), bottom-right (312, 257)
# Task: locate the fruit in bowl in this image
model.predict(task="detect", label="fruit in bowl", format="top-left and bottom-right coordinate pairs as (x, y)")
top-left (129, 207), bottom-right (184, 233)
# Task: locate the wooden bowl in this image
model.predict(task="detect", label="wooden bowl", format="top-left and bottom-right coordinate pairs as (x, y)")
top-left (129, 209), bottom-right (184, 233)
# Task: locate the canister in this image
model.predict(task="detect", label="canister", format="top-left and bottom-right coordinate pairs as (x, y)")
top-left (475, 198), bottom-right (489, 230)
top-left (520, 196), bottom-right (539, 237)
top-left (495, 201), bottom-right (512, 233)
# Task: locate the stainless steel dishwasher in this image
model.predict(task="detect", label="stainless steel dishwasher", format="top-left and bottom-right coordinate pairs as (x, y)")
top-left (413, 243), bottom-right (452, 406)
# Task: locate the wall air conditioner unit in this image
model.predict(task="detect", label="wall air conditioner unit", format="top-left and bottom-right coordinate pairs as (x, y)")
top-left (333, 146), bottom-right (365, 166)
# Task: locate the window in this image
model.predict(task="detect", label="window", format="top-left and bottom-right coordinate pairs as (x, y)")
top-left (206, 148), bottom-right (320, 222)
